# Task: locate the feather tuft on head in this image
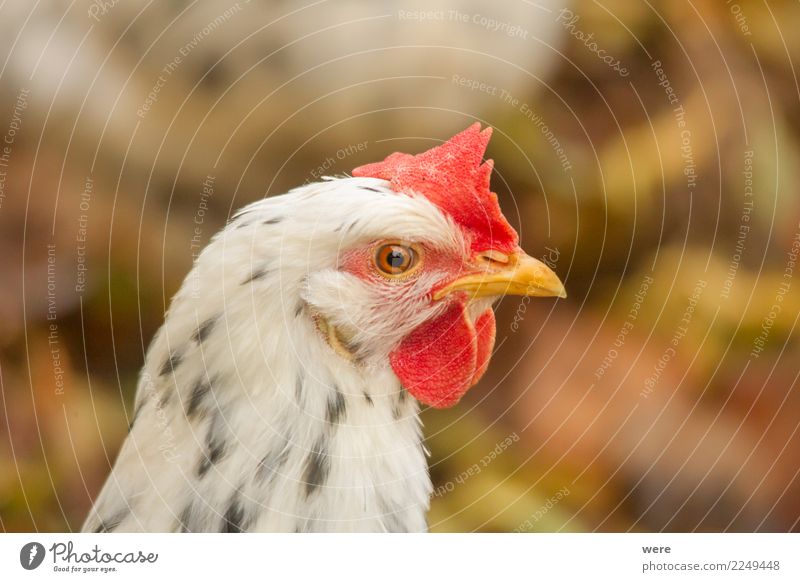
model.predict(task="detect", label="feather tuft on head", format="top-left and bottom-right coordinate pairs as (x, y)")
top-left (352, 123), bottom-right (518, 253)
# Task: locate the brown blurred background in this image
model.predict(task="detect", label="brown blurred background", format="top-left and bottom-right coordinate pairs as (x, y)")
top-left (1, 0), bottom-right (799, 532)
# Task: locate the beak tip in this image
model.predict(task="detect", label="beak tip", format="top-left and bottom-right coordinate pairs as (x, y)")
top-left (555, 281), bottom-right (567, 299)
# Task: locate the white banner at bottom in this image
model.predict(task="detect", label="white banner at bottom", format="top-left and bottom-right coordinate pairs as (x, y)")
top-left (1, 533), bottom-right (797, 581)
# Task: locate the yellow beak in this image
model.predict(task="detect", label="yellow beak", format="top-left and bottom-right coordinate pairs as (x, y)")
top-left (433, 250), bottom-right (567, 301)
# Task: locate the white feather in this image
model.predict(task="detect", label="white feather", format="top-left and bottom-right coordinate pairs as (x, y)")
top-left (83, 177), bottom-right (472, 532)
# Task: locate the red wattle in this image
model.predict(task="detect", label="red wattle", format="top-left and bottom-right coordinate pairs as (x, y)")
top-left (389, 302), bottom-right (496, 408)
top-left (472, 309), bottom-right (496, 385)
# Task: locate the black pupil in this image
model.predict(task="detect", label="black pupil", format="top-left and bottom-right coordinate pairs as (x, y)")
top-left (387, 249), bottom-right (406, 268)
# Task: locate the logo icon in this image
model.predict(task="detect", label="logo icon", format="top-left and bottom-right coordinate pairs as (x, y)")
top-left (19, 542), bottom-right (46, 570)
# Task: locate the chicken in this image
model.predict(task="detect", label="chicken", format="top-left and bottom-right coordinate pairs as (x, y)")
top-left (82, 124), bottom-right (566, 533)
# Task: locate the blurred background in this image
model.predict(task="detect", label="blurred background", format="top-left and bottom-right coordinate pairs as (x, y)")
top-left (1, 0), bottom-right (799, 532)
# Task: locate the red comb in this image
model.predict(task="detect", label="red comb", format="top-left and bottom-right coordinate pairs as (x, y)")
top-left (352, 123), bottom-right (518, 253)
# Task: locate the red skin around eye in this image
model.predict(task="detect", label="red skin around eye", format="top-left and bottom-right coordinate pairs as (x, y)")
top-left (338, 243), bottom-right (463, 284)
top-left (340, 244), bottom-right (496, 408)
top-left (348, 123), bottom-right (516, 406)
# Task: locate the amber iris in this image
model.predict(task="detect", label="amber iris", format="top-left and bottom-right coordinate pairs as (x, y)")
top-left (375, 244), bottom-right (417, 276)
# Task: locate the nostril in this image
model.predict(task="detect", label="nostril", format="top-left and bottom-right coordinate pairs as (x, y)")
top-left (477, 250), bottom-right (509, 266)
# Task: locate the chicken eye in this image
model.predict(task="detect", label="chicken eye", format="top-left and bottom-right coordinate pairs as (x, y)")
top-left (375, 243), bottom-right (418, 276)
